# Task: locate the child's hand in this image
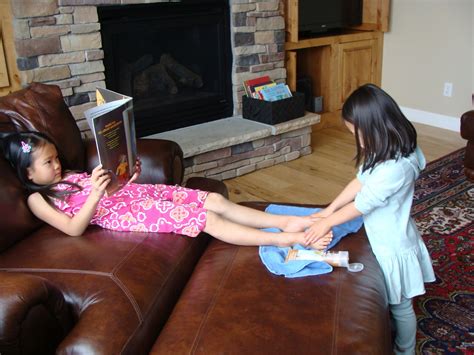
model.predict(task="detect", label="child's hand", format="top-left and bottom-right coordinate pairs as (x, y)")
top-left (129, 157), bottom-right (142, 183)
top-left (304, 219), bottom-right (332, 245)
top-left (90, 165), bottom-right (111, 199)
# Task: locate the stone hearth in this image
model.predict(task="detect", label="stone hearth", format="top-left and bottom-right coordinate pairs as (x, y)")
top-left (146, 113), bottom-right (320, 182)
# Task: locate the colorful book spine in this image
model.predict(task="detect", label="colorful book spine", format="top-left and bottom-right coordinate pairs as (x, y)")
top-left (243, 75), bottom-right (271, 97)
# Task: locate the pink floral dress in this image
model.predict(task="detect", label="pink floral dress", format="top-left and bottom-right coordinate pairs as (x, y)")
top-left (53, 173), bottom-right (209, 237)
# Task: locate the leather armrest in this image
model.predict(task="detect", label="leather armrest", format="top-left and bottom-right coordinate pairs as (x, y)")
top-left (461, 110), bottom-right (474, 140)
top-left (0, 272), bottom-right (73, 354)
top-left (85, 138), bottom-right (184, 185)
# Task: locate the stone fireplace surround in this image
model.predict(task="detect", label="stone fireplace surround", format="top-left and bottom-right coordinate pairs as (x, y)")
top-left (11, 0), bottom-right (319, 181)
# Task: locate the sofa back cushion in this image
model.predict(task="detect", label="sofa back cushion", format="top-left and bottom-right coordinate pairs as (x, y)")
top-left (0, 157), bottom-right (43, 251)
top-left (0, 83), bottom-right (86, 251)
top-left (0, 82), bottom-right (85, 170)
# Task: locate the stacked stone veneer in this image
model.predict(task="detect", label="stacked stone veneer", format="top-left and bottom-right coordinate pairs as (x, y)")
top-left (183, 126), bottom-right (312, 182)
top-left (10, 0), bottom-right (287, 137)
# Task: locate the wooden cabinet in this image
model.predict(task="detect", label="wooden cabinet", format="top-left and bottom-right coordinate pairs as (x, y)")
top-left (0, 33), bottom-right (9, 88)
top-left (337, 36), bottom-right (382, 107)
top-left (284, 0), bottom-right (389, 127)
top-left (0, 0), bottom-right (21, 96)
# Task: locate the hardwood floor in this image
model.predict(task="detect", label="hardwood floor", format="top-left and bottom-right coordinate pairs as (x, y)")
top-left (224, 122), bottom-right (466, 204)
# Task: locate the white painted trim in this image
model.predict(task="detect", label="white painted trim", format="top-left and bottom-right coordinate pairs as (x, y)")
top-left (400, 106), bottom-right (459, 132)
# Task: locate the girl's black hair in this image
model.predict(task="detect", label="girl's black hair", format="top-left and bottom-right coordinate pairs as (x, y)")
top-left (342, 83), bottom-right (417, 172)
top-left (0, 131), bottom-right (82, 201)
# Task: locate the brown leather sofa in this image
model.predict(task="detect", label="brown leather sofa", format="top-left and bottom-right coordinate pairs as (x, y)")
top-left (461, 110), bottom-right (474, 181)
top-left (0, 83), bottom-right (391, 354)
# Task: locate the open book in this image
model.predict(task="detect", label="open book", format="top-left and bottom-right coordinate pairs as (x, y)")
top-left (84, 88), bottom-right (137, 195)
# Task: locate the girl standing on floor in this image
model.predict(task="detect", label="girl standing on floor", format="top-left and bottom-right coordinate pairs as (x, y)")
top-left (1, 131), bottom-right (332, 249)
top-left (304, 84), bottom-right (435, 355)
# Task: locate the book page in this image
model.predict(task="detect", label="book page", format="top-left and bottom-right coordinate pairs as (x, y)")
top-left (85, 98), bottom-right (130, 121)
top-left (97, 87), bottom-right (129, 104)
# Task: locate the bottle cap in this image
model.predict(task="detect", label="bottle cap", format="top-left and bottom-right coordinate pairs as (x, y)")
top-left (347, 263), bottom-right (364, 272)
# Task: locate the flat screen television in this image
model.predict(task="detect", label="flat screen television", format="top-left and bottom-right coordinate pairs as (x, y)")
top-left (298, 0), bottom-right (363, 37)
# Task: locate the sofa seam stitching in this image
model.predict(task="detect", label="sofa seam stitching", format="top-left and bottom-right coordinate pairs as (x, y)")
top-left (123, 236), bottom-right (204, 353)
top-left (331, 270), bottom-right (342, 355)
top-left (190, 245), bottom-right (239, 353)
top-left (110, 241), bottom-right (144, 322)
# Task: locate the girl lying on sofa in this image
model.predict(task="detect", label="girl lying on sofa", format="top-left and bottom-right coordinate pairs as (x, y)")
top-left (1, 131), bottom-right (332, 249)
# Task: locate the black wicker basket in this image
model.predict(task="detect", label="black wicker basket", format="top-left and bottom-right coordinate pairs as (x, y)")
top-left (242, 92), bottom-right (305, 125)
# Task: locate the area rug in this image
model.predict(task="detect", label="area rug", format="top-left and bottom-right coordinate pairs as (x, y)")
top-left (411, 148), bottom-right (474, 354)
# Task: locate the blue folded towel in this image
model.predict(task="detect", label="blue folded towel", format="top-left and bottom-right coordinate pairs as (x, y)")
top-left (259, 204), bottom-right (363, 278)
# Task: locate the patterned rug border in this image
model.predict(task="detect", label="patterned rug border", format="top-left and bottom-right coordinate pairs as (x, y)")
top-left (424, 148), bottom-right (465, 167)
top-left (412, 148), bottom-right (471, 216)
top-left (412, 148), bottom-right (474, 354)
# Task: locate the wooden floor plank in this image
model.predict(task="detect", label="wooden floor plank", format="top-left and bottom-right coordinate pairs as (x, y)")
top-left (225, 122), bottom-right (466, 204)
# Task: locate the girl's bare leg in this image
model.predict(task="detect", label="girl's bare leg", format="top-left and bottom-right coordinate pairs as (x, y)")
top-left (204, 211), bottom-right (307, 247)
top-left (203, 193), bottom-right (313, 233)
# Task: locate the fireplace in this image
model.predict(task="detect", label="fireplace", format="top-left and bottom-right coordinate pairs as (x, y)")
top-left (98, 1), bottom-right (233, 137)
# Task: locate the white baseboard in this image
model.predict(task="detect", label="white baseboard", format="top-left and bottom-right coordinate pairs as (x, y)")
top-left (400, 106), bottom-right (459, 132)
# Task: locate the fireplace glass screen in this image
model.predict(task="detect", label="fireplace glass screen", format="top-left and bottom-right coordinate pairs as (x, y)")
top-left (99, 1), bottom-right (233, 137)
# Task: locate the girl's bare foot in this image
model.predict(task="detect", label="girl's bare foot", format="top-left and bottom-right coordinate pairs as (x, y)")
top-left (283, 215), bottom-right (314, 232)
top-left (309, 231), bottom-right (333, 250)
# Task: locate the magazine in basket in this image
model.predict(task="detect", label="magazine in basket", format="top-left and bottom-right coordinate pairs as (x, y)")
top-left (84, 88), bottom-right (137, 195)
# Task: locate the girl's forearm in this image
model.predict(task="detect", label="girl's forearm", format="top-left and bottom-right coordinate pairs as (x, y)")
top-left (326, 202), bottom-right (362, 228)
top-left (65, 193), bottom-right (101, 236)
top-left (327, 178), bottom-right (362, 213)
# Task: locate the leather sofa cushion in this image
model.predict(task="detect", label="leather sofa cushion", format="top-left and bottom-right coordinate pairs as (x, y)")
top-left (0, 157), bottom-right (43, 251)
top-left (0, 224), bottom-right (211, 354)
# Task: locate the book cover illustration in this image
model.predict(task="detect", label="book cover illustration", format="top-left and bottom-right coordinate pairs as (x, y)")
top-left (259, 83), bottom-right (292, 102)
top-left (84, 88), bottom-right (137, 195)
top-left (252, 82), bottom-right (277, 99)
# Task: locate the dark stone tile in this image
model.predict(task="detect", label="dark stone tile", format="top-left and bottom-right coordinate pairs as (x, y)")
top-left (274, 30), bottom-right (285, 44)
top-left (233, 12), bottom-right (247, 27)
top-left (65, 93), bottom-right (90, 106)
top-left (235, 66), bottom-right (250, 73)
top-left (231, 141), bottom-right (254, 155)
top-left (236, 54), bottom-right (259, 66)
top-left (16, 57), bottom-right (39, 70)
top-left (234, 32), bottom-right (254, 47)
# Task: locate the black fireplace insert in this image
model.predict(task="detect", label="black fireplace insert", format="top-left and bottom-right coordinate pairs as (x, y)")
top-left (99, 0), bottom-right (233, 137)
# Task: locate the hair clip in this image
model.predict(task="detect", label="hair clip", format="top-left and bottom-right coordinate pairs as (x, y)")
top-left (21, 141), bottom-right (32, 153)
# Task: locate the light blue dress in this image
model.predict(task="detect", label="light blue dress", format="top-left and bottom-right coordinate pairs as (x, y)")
top-left (354, 147), bottom-right (435, 305)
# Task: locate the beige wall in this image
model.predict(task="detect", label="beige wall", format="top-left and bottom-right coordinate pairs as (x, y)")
top-left (382, 0), bottom-right (472, 125)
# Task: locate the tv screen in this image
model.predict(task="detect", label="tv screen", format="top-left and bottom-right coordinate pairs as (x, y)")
top-left (298, 0), bottom-right (362, 37)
